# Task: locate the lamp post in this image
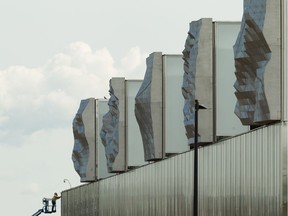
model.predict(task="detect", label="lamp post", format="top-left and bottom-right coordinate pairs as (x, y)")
top-left (193, 99), bottom-right (207, 216)
top-left (63, 179), bottom-right (72, 188)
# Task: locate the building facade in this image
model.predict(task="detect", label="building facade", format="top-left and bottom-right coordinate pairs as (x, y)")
top-left (65, 0), bottom-right (288, 214)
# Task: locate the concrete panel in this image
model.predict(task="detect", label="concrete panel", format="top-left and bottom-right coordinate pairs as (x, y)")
top-left (163, 55), bottom-right (189, 153)
top-left (72, 98), bottom-right (96, 182)
top-left (135, 52), bottom-right (163, 161)
top-left (195, 19), bottom-right (213, 144)
top-left (100, 78), bottom-right (126, 172)
top-left (260, 0), bottom-right (281, 122)
top-left (182, 18), bottom-right (214, 145)
top-left (264, 0), bottom-right (281, 121)
top-left (125, 80), bottom-right (147, 167)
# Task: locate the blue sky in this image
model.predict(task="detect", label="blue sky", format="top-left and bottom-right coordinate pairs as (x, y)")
top-left (0, 0), bottom-right (242, 215)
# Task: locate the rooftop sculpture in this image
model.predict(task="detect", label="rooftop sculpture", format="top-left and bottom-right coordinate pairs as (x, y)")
top-left (100, 80), bottom-right (120, 172)
top-left (135, 52), bottom-right (163, 161)
top-left (233, 0), bottom-right (272, 125)
top-left (72, 99), bottom-right (91, 180)
top-left (182, 20), bottom-right (202, 144)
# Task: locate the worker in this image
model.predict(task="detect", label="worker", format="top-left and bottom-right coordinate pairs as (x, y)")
top-left (51, 192), bottom-right (61, 212)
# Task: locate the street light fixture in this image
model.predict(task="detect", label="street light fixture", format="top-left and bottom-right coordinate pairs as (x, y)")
top-left (193, 99), bottom-right (207, 216)
top-left (63, 179), bottom-right (72, 189)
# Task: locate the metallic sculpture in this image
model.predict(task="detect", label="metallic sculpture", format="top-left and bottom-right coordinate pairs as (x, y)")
top-left (100, 80), bottom-right (119, 172)
top-left (182, 20), bottom-right (202, 144)
top-left (233, 0), bottom-right (272, 125)
top-left (135, 52), bottom-right (163, 161)
top-left (72, 99), bottom-right (93, 180)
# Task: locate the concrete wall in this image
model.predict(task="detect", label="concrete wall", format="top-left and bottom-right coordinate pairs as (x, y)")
top-left (110, 78), bottom-right (126, 171)
top-left (100, 79), bottom-right (147, 171)
top-left (194, 18), bottom-right (214, 143)
top-left (72, 98), bottom-right (96, 182)
top-left (135, 52), bottom-right (164, 161)
top-left (182, 18), bottom-right (214, 145)
top-left (263, 0), bottom-right (281, 121)
top-left (106, 78), bottom-right (127, 172)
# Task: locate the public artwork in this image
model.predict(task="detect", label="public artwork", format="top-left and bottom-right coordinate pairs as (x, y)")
top-left (100, 81), bottom-right (119, 172)
top-left (182, 20), bottom-right (202, 144)
top-left (233, 0), bottom-right (272, 125)
top-left (135, 52), bottom-right (163, 161)
top-left (72, 99), bottom-right (91, 179)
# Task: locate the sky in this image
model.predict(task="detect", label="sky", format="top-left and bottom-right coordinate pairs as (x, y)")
top-left (0, 0), bottom-right (243, 215)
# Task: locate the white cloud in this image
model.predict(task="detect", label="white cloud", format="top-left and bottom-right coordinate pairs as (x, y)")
top-left (0, 42), bottom-right (148, 147)
top-left (0, 66), bottom-right (45, 110)
top-left (120, 47), bottom-right (148, 79)
top-left (0, 42), bottom-right (147, 215)
top-left (121, 47), bottom-right (146, 71)
top-left (0, 126), bottom-right (75, 216)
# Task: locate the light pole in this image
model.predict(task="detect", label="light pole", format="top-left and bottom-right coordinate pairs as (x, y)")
top-left (63, 179), bottom-right (72, 188)
top-left (193, 99), bottom-right (207, 216)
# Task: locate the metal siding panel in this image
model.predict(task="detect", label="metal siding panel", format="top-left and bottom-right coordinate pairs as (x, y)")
top-left (79, 187), bottom-right (83, 216)
top-left (61, 191), bottom-right (68, 216)
top-left (281, 122), bottom-right (288, 215)
top-left (283, 0), bottom-right (288, 121)
top-left (71, 189), bottom-right (76, 216)
top-left (98, 180), bottom-right (105, 216)
top-left (92, 182), bottom-right (99, 216)
top-left (69, 188), bottom-right (76, 216)
top-left (73, 188), bottom-right (77, 216)
top-left (198, 124), bottom-right (283, 215)
top-left (62, 123), bottom-right (284, 216)
top-left (86, 184), bottom-right (94, 216)
top-left (77, 187), bottom-right (82, 216)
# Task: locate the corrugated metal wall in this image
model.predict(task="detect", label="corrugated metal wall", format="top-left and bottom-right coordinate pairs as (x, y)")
top-left (62, 123), bottom-right (286, 216)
